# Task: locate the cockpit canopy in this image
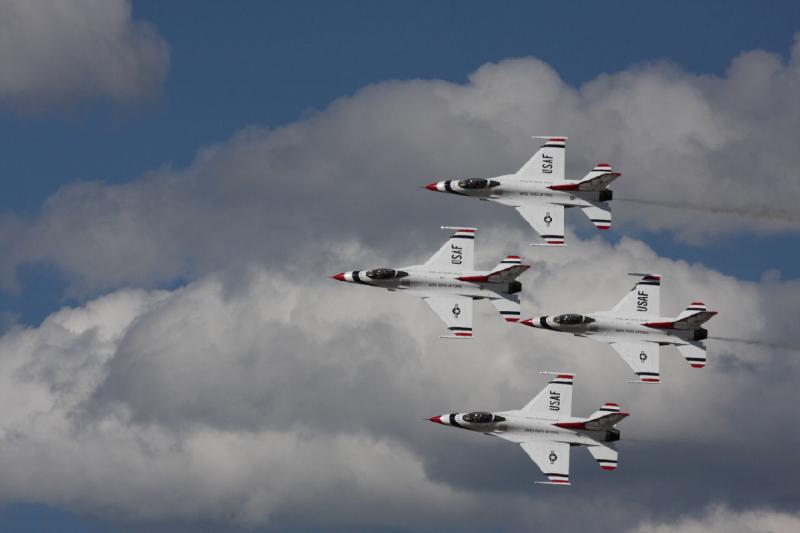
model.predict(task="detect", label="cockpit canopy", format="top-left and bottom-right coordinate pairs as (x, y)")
top-left (365, 268), bottom-right (408, 280)
top-left (462, 411), bottom-right (505, 424)
top-left (553, 313), bottom-right (595, 325)
top-left (457, 178), bottom-right (500, 189)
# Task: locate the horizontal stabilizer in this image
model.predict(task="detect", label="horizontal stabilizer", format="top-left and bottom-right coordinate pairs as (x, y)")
top-left (588, 402), bottom-right (625, 422)
top-left (457, 264), bottom-right (530, 283)
top-left (555, 403), bottom-right (628, 431)
top-left (548, 163), bottom-right (620, 191)
top-left (674, 302), bottom-right (718, 328)
top-left (587, 444), bottom-right (619, 471)
top-left (489, 295), bottom-right (521, 323)
top-left (676, 342), bottom-right (708, 368)
top-left (492, 255), bottom-right (523, 272)
top-left (581, 203), bottom-right (612, 230)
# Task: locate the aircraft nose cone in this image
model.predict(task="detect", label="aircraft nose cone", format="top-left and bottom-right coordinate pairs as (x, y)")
top-left (423, 182), bottom-right (439, 191)
top-left (428, 415), bottom-right (443, 424)
top-left (519, 318), bottom-right (536, 327)
top-left (330, 272), bottom-right (346, 281)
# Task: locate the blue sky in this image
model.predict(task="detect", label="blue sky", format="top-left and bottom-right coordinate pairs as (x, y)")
top-left (1, 1), bottom-right (799, 531)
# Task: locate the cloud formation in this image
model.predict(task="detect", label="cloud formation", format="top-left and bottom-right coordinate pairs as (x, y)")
top-left (0, 234), bottom-right (798, 529)
top-left (0, 0), bottom-right (169, 110)
top-left (2, 36), bottom-right (800, 293)
top-left (633, 506), bottom-right (800, 533)
top-left (1, 30), bottom-right (799, 531)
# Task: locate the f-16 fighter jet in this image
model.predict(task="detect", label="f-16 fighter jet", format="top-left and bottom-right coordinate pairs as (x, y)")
top-left (520, 274), bottom-right (718, 384)
top-left (429, 372), bottom-right (628, 485)
top-left (424, 137), bottom-right (619, 246)
top-left (330, 227), bottom-right (529, 338)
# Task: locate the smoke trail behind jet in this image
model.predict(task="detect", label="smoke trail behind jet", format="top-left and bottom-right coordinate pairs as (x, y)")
top-left (710, 336), bottom-right (800, 352)
top-left (615, 198), bottom-right (800, 225)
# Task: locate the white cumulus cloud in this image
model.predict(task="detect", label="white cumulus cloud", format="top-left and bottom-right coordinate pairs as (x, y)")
top-left (0, 0), bottom-right (169, 110)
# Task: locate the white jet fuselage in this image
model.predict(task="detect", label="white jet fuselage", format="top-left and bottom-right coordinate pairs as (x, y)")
top-left (433, 411), bottom-right (616, 447)
top-left (430, 175), bottom-right (611, 209)
top-left (338, 266), bottom-right (521, 300)
top-left (531, 313), bottom-right (708, 345)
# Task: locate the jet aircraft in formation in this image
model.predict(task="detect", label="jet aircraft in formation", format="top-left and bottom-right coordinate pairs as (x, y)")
top-left (429, 373), bottom-right (628, 485)
top-left (424, 137), bottom-right (619, 246)
top-left (331, 137), bottom-right (717, 485)
top-left (520, 274), bottom-right (717, 384)
top-left (331, 227), bottom-right (529, 338)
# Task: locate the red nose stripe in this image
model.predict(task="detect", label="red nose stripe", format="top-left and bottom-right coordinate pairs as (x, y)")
top-left (424, 182), bottom-right (439, 191)
top-left (428, 416), bottom-right (443, 424)
top-left (330, 273), bottom-right (346, 281)
top-left (519, 318), bottom-right (534, 326)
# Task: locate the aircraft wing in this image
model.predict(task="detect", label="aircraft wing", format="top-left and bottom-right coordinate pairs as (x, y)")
top-left (520, 441), bottom-right (571, 485)
top-left (520, 373), bottom-right (573, 419)
top-left (424, 227), bottom-right (476, 272)
top-left (515, 137), bottom-right (566, 182)
top-left (609, 341), bottom-right (661, 384)
top-left (610, 273), bottom-right (661, 317)
top-left (422, 295), bottom-right (474, 338)
top-left (514, 204), bottom-right (565, 245)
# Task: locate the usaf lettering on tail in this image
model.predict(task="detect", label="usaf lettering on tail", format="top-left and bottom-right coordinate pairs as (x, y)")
top-left (450, 244), bottom-right (463, 265)
top-left (637, 290), bottom-right (648, 312)
top-left (549, 390), bottom-right (561, 411)
top-left (542, 154), bottom-right (554, 174)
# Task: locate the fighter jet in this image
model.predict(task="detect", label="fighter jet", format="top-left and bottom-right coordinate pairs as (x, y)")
top-left (520, 274), bottom-right (718, 384)
top-left (424, 137), bottom-right (619, 246)
top-left (330, 227), bottom-right (529, 338)
top-left (429, 372), bottom-right (628, 485)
